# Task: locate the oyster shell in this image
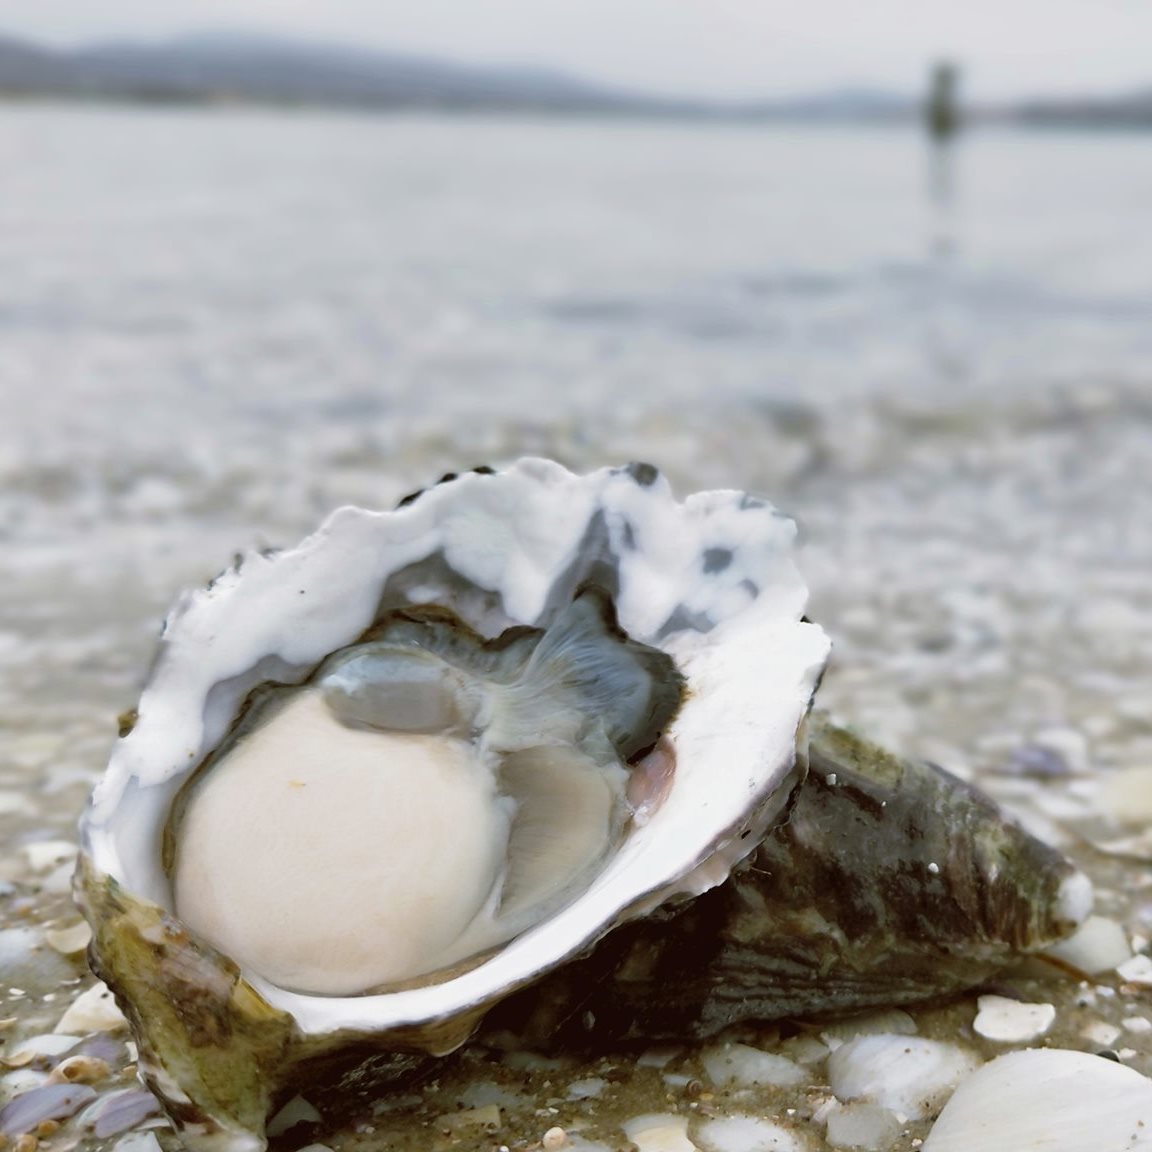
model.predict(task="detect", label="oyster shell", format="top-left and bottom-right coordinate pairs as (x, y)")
top-left (75, 459), bottom-right (1089, 1152)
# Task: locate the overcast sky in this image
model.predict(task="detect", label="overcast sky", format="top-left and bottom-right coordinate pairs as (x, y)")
top-left (1, 0), bottom-right (1150, 102)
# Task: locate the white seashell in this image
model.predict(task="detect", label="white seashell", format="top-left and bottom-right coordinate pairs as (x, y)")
top-left (113, 1132), bottom-right (164, 1152)
top-left (563, 1137), bottom-right (614, 1152)
top-left (826, 1034), bottom-right (981, 1121)
top-left (541, 1126), bottom-right (569, 1150)
top-left (1044, 914), bottom-right (1132, 974)
top-left (435, 1103), bottom-right (501, 1132)
top-left (1097, 764), bottom-right (1152, 824)
top-left (972, 996), bottom-right (1055, 1043)
top-left (819, 1010), bottom-right (917, 1050)
top-left (75, 1087), bottom-right (162, 1138)
top-left (565, 1077), bottom-right (606, 1100)
top-left (1, 1069), bottom-right (51, 1098)
top-left (1080, 1021), bottom-right (1122, 1047)
top-left (622, 1114), bottom-right (698, 1152)
top-left (2, 1034), bottom-right (81, 1069)
top-left (696, 1114), bottom-right (808, 1152)
top-left (21, 841), bottom-right (78, 873)
top-left (54, 983), bottom-right (128, 1035)
top-left (1117, 953), bottom-right (1152, 986)
top-left (824, 1101), bottom-right (902, 1151)
top-left (44, 922), bottom-right (93, 956)
top-left (700, 1043), bottom-right (806, 1089)
top-left (921, 1048), bottom-right (1152, 1151)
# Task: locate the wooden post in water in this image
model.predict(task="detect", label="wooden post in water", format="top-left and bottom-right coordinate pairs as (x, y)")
top-left (925, 61), bottom-right (962, 212)
top-left (925, 60), bottom-right (961, 143)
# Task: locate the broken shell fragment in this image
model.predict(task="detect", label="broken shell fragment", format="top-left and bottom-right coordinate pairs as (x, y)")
top-left (74, 460), bottom-right (1090, 1151)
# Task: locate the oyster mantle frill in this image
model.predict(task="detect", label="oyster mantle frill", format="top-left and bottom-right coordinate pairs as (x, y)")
top-left (75, 460), bottom-right (1089, 1152)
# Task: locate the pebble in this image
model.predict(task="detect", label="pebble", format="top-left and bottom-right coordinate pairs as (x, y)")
top-left (920, 1048), bottom-right (1152, 1150)
top-left (1098, 765), bottom-right (1152, 825)
top-left (542, 1125), bottom-right (569, 1149)
top-left (824, 1102), bottom-right (902, 1151)
top-left (436, 1104), bottom-right (500, 1133)
top-left (558, 1077), bottom-right (601, 1101)
top-left (501, 1051), bottom-right (570, 1072)
top-left (456, 1081), bottom-right (523, 1110)
top-left (622, 1114), bottom-right (697, 1152)
top-left (826, 1035), bottom-right (981, 1121)
top-left (696, 1114), bottom-right (806, 1152)
top-left (778, 1035), bottom-right (830, 1066)
top-left (972, 996), bottom-right (1056, 1043)
top-left (1007, 743), bottom-right (1075, 778)
top-left (1030, 727), bottom-right (1090, 775)
top-left (820, 1011), bottom-right (916, 1049)
top-left (1081, 1021), bottom-right (1123, 1047)
top-left (637, 1047), bottom-right (682, 1069)
top-left (701, 1043), bottom-right (806, 1089)
top-left (1117, 954), bottom-right (1152, 986)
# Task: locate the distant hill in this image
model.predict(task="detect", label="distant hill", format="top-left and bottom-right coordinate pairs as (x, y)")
top-left (1011, 90), bottom-right (1152, 128)
top-left (4, 31), bottom-right (1152, 127)
top-left (736, 87), bottom-right (916, 122)
top-left (0, 30), bottom-right (917, 120)
top-left (0, 31), bottom-right (673, 113)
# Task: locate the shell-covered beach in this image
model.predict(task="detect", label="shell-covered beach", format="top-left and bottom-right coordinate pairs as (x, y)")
top-left (2, 107), bottom-right (1152, 1151)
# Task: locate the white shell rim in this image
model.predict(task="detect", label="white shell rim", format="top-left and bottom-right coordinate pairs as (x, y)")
top-left (80, 458), bottom-right (830, 1036)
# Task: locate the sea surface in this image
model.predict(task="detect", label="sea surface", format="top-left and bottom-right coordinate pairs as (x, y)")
top-left (2, 104), bottom-right (1152, 1151)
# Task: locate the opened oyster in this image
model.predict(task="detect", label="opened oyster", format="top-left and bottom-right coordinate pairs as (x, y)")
top-left (76, 460), bottom-right (1090, 1152)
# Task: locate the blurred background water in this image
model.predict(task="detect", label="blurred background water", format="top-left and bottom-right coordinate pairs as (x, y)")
top-left (1, 103), bottom-right (1150, 766)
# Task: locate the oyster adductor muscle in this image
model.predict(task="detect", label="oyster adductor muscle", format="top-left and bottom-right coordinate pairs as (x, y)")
top-left (75, 460), bottom-right (1090, 1152)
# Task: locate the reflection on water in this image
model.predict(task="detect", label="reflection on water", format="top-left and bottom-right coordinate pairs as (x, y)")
top-left (923, 135), bottom-right (969, 388)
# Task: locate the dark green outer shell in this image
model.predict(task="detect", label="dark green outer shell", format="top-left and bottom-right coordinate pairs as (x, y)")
top-left (482, 716), bottom-right (1083, 1048)
top-left (78, 717), bottom-right (1084, 1150)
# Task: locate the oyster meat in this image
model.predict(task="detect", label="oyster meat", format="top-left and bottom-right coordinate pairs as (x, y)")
top-left (75, 459), bottom-right (1090, 1152)
top-left (171, 587), bottom-right (683, 995)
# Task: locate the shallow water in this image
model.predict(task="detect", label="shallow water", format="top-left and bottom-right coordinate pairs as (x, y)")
top-left (2, 104), bottom-right (1152, 1151)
